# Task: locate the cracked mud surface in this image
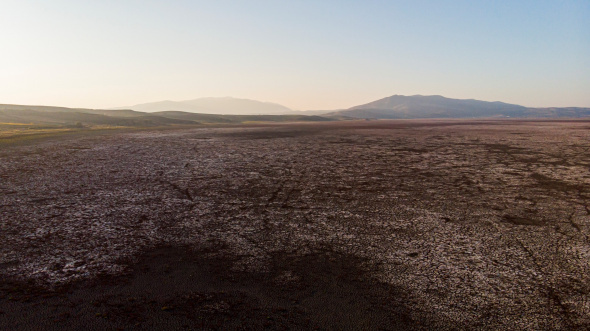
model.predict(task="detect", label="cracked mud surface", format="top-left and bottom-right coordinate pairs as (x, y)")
top-left (1, 120), bottom-right (589, 329)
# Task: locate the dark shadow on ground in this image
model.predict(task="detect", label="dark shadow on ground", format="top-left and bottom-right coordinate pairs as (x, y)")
top-left (0, 246), bottom-right (447, 330)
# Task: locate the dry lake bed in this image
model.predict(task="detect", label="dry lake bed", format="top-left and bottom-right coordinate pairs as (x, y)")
top-left (1, 120), bottom-right (589, 329)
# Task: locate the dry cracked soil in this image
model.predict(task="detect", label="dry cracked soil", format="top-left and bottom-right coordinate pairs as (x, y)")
top-left (1, 119), bottom-right (589, 330)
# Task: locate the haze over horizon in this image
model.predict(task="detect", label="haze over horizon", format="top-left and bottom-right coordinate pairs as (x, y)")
top-left (1, 0), bottom-right (589, 110)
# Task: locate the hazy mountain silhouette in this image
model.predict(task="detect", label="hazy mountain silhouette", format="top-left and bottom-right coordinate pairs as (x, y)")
top-left (115, 97), bottom-right (299, 115)
top-left (325, 95), bottom-right (590, 119)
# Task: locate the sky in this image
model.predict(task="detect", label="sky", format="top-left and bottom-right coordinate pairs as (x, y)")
top-left (0, 0), bottom-right (589, 110)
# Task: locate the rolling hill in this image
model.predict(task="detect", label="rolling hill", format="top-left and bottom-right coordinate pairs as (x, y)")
top-left (0, 106), bottom-right (194, 127)
top-left (152, 111), bottom-right (331, 124)
top-left (0, 104), bottom-right (331, 127)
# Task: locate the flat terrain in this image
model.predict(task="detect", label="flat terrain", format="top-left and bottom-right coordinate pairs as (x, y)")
top-left (1, 120), bottom-right (589, 329)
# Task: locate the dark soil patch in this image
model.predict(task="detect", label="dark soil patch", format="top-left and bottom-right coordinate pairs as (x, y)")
top-left (0, 246), bottom-right (441, 330)
top-left (502, 214), bottom-right (545, 226)
top-left (482, 143), bottom-right (528, 155)
top-left (530, 173), bottom-right (583, 192)
top-left (222, 128), bottom-right (319, 140)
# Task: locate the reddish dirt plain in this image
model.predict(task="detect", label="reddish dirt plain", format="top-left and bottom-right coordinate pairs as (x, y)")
top-left (1, 119), bottom-right (589, 329)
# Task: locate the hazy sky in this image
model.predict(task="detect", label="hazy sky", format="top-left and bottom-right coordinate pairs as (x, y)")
top-left (1, 0), bottom-right (589, 110)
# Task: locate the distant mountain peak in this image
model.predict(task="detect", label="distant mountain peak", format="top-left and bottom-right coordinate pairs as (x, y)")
top-left (325, 94), bottom-right (590, 119)
top-left (115, 97), bottom-right (295, 115)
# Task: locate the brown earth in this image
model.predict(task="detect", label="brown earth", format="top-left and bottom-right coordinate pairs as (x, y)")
top-left (1, 119), bottom-right (589, 329)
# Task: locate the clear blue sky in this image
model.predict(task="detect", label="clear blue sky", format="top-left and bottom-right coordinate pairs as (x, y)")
top-left (1, 0), bottom-right (588, 109)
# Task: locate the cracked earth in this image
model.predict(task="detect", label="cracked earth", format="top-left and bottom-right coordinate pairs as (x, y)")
top-left (1, 120), bottom-right (589, 329)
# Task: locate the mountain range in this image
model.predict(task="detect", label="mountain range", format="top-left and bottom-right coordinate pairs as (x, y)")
top-left (1, 95), bottom-right (589, 128)
top-left (117, 95), bottom-right (590, 119)
top-left (327, 95), bottom-right (590, 119)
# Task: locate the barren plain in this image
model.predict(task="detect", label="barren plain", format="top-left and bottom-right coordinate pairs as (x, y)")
top-left (1, 120), bottom-right (589, 329)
